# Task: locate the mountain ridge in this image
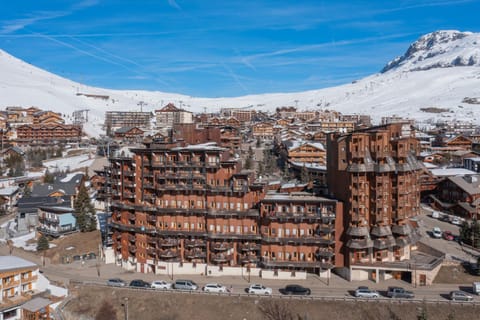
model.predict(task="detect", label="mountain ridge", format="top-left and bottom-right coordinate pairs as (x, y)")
top-left (1, 30), bottom-right (480, 136)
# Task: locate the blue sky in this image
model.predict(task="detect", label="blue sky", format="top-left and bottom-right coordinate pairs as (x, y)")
top-left (1, 0), bottom-right (479, 97)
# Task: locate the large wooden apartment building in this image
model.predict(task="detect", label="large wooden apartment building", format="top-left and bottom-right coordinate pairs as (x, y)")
top-left (326, 123), bottom-right (442, 284)
top-left (104, 138), bottom-right (342, 277)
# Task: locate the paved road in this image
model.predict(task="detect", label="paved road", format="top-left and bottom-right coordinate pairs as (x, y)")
top-left (418, 207), bottom-right (478, 263)
top-left (1, 241), bottom-right (479, 303)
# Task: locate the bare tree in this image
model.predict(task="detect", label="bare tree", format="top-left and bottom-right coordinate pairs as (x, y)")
top-left (258, 300), bottom-right (293, 320)
top-left (95, 300), bottom-right (118, 320)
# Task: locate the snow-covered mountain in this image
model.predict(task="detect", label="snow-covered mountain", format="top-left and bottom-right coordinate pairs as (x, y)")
top-left (1, 30), bottom-right (480, 136)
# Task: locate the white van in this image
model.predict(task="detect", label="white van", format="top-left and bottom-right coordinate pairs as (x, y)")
top-left (473, 282), bottom-right (480, 295)
top-left (431, 211), bottom-right (440, 219)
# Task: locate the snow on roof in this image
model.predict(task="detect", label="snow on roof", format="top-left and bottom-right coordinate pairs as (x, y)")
top-left (0, 186), bottom-right (19, 196)
top-left (422, 162), bottom-right (438, 169)
top-left (290, 161), bottom-right (326, 171)
top-left (0, 256), bottom-right (37, 271)
top-left (60, 172), bottom-right (84, 183)
top-left (173, 142), bottom-right (225, 152)
top-left (429, 168), bottom-right (477, 177)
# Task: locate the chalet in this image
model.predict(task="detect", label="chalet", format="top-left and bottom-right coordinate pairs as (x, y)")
top-left (114, 126), bottom-right (145, 143)
top-left (155, 103), bottom-right (193, 128)
top-left (37, 206), bottom-right (77, 237)
top-left (32, 111), bottom-right (64, 125)
top-left (0, 256), bottom-right (40, 320)
top-left (15, 124), bottom-right (82, 145)
top-left (225, 117), bottom-right (241, 127)
top-left (287, 141), bottom-right (326, 165)
top-left (252, 122), bottom-right (274, 141)
top-left (436, 175), bottom-right (480, 219)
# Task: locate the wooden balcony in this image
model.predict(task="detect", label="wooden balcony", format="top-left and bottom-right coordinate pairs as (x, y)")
top-left (210, 253), bottom-right (233, 263)
top-left (238, 243), bottom-right (261, 252)
top-left (184, 239), bottom-right (206, 248)
top-left (184, 249), bottom-right (207, 259)
top-left (157, 249), bottom-right (180, 259)
top-left (158, 238), bottom-right (180, 247)
top-left (239, 253), bottom-right (259, 264)
top-left (210, 242), bottom-right (233, 251)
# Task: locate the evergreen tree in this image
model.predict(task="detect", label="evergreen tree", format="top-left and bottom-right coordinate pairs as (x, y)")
top-left (460, 219), bottom-right (480, 248)
top-left (36, 234), bottom-right (49, 251)
top-left (74, 183), bottom-right (97, 232)
top-left (43, 169), bottom-right (55, 184)
top-left (244, 146), bottom-right (254, 170)
top-left (300, 164), bottom-right (310, 183)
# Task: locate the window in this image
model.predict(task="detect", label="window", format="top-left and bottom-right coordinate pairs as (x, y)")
top-left (209, 225), bottom-right (214, 231)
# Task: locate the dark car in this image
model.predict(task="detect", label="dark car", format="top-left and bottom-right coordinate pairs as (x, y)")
top-left (129, 279), bottom-right (151, 288)
top-left (387, 286), bottom-right (414, 299)
top-left (281, 284), bottom-right (311, 295)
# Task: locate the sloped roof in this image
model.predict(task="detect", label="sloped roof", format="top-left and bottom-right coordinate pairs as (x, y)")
top-left (0, 256), bottom-right (37, 272)
top-left (447, 175), bottom-right (480, 195)
top-left (31, 173), bottom-right (84, 197)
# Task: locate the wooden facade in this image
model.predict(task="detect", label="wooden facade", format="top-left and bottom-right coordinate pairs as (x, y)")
top-left (15, 124), bottom-right (82, 145)
top-left (327, 123), bottom-right (422, 268)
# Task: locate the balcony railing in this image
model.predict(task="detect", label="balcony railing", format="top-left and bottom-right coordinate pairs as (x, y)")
top-left (185, 239), bottom-right (207, 248)
top-left (210, 253), bottom-right (233, 263)
top-left (158, 239), bottom-right (180, 247)
top-left (157, 249), bottom-right (180, 259)
top-left (210, 242), bottom-right (233, 251)
top-left (238, 243), bottom-right (261, 252)
top-left (184, 249), bottom-right (207, 259)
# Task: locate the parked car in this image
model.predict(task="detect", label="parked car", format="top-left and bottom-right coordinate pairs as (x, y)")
top-left (129, 279), bottom-right (151, 288)
top-left (106, 278), bottom-right (126, 287)
top-left (247, 284), bottom-right (272, 295)
top-left (473, 282), bottom-right (480, 295)
top-left (432, 227), bottom-right (442, 239)
top-left (151, 280), bottom-right (172, 290)
top-left (443, 231), bottom-right (454, 241)
top-left (281, 284), bottom-right (311, 295)
top-left (202, 283), bottom-right (227, 293)
top-left (450, 290), bottom-right (473, 301)
top-left (387, 286), bottom-right (415, 299)
top-left (173, 279), bottom-right (198, 291)
top-left (354, 286), bottom-right (379, 298)
top-left (450, 217), bottom-right (462, 226)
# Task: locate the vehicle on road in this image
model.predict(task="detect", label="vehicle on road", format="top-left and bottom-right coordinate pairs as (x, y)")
top-left (387, 287), bottom-right (414, 299)
top-left (202, 283), bottom-right (227, 293)
top-left (442, 230), bottom-right (454, 241)
top-left (106, 278), bottom-right (126, 287)
top-left (473, 282), bottom-right (480, 295)
top-left (173, 279), bottom-right (198, 291)
top-left (280, 284), bottom-right (311, 295)
top-left (354, 286), bottom-right (379, 298)
top-left (247, 284), bottom-right (272, 295)
top-left (151, 280), bottom-right (172, 290)
top-left (432, 227), bottom-right (442, 238)
top-left (450, 217), bottom-right (462, 226)
top-left (450, 291), bottom-right (473, 301)
top-left (129, 279), bottom-right (151, 288)
top-left (431, 210), bottom-right (440, 219)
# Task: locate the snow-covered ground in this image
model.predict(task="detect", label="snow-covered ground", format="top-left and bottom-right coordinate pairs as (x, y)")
top-left (1, 30), bottom-right (480, 137)
top-left (43, 154), bottom-right (95, 172)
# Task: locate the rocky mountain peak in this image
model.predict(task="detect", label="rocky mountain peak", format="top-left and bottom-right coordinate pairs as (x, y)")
top-left (381, 30), bottom-right (480, 73)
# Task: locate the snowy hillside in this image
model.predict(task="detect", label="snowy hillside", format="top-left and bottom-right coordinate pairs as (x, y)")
top-left (1, 30), bottom-right (480, 137)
